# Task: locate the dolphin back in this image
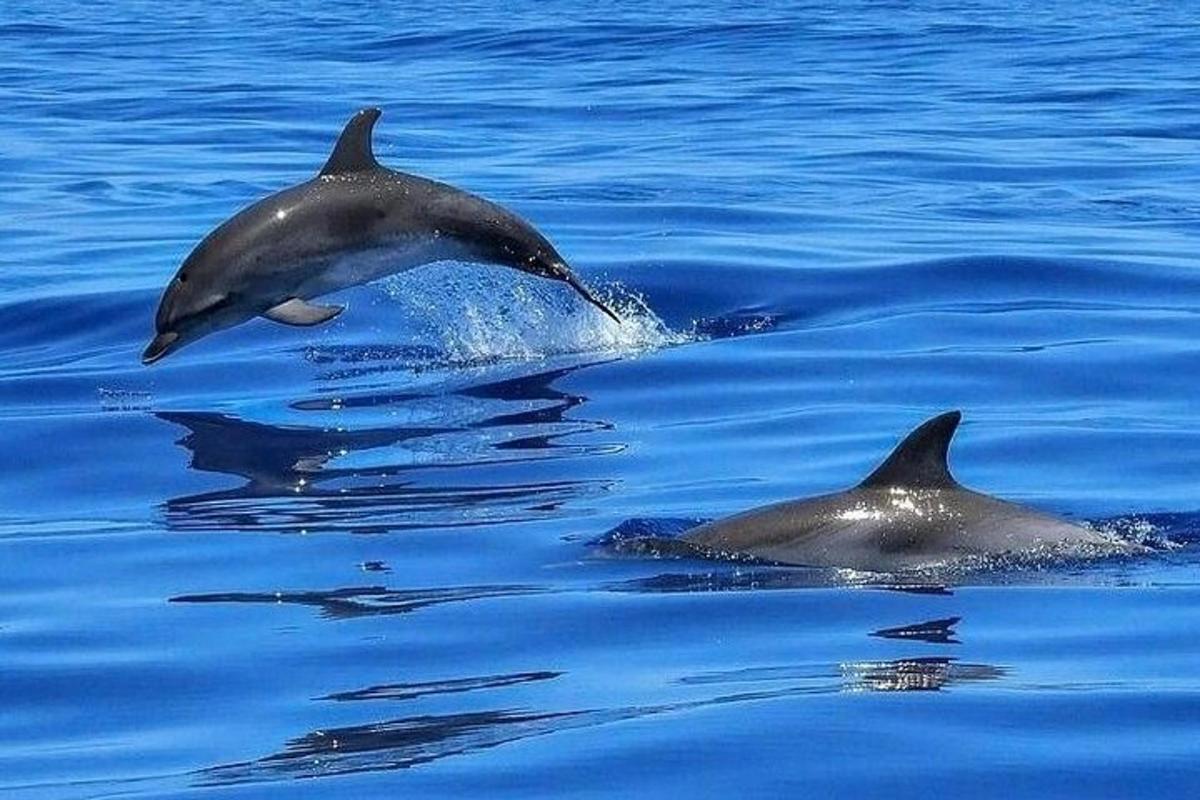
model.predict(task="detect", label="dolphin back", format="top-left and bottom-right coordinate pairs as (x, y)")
top-left (680, 411), bottom-right (1118, 571)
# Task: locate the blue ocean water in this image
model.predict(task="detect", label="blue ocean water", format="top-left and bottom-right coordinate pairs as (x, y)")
top-left (3, 1), bottom-right (1200, 796)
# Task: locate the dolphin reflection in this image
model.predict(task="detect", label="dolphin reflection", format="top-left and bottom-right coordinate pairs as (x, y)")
top-left (841, 657), bottom-right (1005, 692)
top-left (197, 649), bottom-right (1004, 785)
top-left (170, 583), bottom-right (544, 620)
top-left (157, 361), bottom-right (619, 533)
top-left (871, 616), bottom-right (962, 645)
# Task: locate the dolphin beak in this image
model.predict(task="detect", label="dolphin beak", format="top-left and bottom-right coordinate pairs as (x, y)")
top-left (141, 331), bottom-right (179, 365)
top-left (561, 270), bottom-right (621, 324)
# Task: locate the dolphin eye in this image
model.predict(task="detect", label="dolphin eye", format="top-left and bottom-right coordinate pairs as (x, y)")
top-left (178, 273), bottom-right (189, 284)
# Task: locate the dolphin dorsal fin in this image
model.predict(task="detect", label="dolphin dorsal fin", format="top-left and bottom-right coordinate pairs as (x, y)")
top-left (320, 107), bottom-right (382, 176)
top-left (858, 411), bottom-right (962, 490)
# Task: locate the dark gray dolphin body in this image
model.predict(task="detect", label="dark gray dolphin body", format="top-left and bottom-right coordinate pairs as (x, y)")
top-left (143, 107), bottom-right (618, 364)
top-left (682, 411), bottom-right (1127, 572)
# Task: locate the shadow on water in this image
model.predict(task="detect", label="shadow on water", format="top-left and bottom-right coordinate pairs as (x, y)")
top-left (871, 615), bottom-right (962, 644)
top-left (157, 360), bottom-right (621, 534)
top-left (198, 707), bottom-right (605, 784)
top-left (320, 671), bottom-right (563, 703)
top-left (194, 612), bottom-right (1001, 786)
top-left (170, 584), bottom-right (545, 620)
top-left (198, 670), bottom-right (1007, 785)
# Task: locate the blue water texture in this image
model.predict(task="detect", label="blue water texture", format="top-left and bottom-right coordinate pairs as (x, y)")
top-left (3, 2), bottom-right (1200, 798)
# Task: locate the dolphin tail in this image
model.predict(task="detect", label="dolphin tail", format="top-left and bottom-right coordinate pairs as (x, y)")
top-left (563, 272), bottom-right (622, 324)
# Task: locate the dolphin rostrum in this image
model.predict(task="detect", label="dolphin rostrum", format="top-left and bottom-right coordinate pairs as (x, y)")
top-left (143, 107), bottom-right (619, 364)
top-left (680, 411), bottom-right (1130, 572)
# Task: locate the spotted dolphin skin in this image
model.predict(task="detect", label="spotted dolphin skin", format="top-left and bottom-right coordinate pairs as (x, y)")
top-left (143, 108), bottom-right (619, 364)
top-left (682, 411), bottom-right (1128, 572)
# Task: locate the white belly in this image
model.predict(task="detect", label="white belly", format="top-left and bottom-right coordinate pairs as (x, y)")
top-left (295, 236), bottom-right (472, 299)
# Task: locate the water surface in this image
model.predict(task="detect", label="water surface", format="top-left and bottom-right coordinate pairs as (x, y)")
top-left (3, 2), bottom-right (1200, 797)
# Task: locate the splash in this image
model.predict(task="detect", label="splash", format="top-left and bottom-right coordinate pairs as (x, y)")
top-left (1088, 513), bottom-right (1195, 549)
top-left (365, 264), bottom-right (689, 369)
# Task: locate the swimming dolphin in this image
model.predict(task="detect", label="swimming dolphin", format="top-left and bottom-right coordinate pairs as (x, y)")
top-left (681, 411), bottom-right (1128, 572)
top-left (143, 107), bottom-right (619, 364)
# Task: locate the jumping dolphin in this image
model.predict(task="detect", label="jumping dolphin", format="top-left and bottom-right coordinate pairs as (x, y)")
top-left (143, 107), bottom-right (619, 364)
top-left (680, 411), bottom-right (1130, 572)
